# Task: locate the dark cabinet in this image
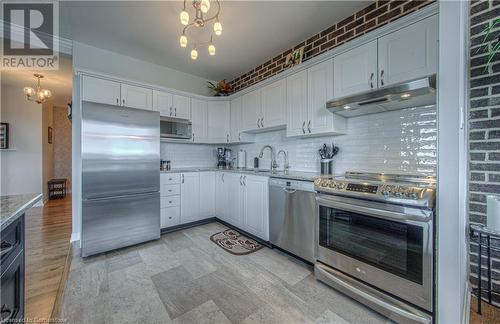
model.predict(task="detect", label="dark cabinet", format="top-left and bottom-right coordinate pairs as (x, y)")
top-left (1, 215), bottom-right (25, 322)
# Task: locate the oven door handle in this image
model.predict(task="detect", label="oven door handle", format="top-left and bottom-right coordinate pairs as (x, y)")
top-left (316, 196), bottom-right (432, 223)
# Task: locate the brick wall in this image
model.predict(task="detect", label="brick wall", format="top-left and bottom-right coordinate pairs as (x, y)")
top-left (469, 0), bottom-right (500, 305)
top-left (229, 0), bottom-right (435, 93)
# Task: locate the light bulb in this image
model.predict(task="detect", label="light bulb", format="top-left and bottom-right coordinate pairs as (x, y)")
top-left (213, 21), bottom-right (222, 36)
top-left (200, 0), bottom-right (210, 13)
top-left (191, 48), bottom-right (198, 60)
top-left (208, 44), bottom-right (216, 56)
top-left (180, 10), bottom-right (189, 25)
top-left (42, 89), bottom-right (51, 98)
top-left (23, 87), bottom-right (34, 96)
top-left (180, 34), bottom-right (188, 48)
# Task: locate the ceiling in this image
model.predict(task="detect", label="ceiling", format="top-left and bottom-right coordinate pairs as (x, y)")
top-left (1, 53), bottom-right (73, 107)
top-left (60, 1), bottom-right (371, 81)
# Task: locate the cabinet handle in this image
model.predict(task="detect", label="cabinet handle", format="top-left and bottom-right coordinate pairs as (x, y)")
top-left (222, 173), bottom-right (224, 182)
top-left (243, 176), bottom-right (246, 186)
top-left (308, 121), bottom-right (311, 133)
top-left (260, 118), bottom-right (264, 128)
top-left (302, 121), bottom-right (306, 134)
top-left (239, 133), bottom-right (241, 142)
top-left (370, 72), bottom-right (374, 89)
top-left (170, 107), bottom-right (172, 116)
top-left (175, 107), bottom-right (177, 116)
top-left (181, 174), bottom-right (184, 183)
top-left (380, 70), bottom-right (384, 86)
top-left (116, 98), bottom-right (119, 105)
top-left (169, 200), bottom-right (172, 204)
top-left (227, 134), bottom-right (229, 143)
top-left (239, 175), bottom-right (243, 186)
top-left (122, 99), bottom-right (125, 106)
top-left (0, 241), bottom-right (13, 257)
top-left (192, 133), bottom-right (195, 142)
top-left (257, 118), bottom-right (260, 128)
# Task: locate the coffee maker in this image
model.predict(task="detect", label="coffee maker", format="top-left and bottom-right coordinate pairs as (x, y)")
top-left (217, 147), bottom-right (232, 168)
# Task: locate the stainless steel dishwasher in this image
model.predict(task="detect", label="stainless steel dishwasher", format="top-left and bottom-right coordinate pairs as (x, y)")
top-left (269, 178), bottom-right (316, 263)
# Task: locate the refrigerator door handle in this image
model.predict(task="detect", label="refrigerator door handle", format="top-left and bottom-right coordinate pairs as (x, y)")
top-left (85, 191), bottom-right (159, 201)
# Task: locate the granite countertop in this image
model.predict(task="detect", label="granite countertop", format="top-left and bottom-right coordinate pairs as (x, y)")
top-left (161, 167), bottom-right (320, 182)
top-left (1, 193), bottom-right (42, 231)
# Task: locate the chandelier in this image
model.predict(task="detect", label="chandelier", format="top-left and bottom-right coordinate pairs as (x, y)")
top-left (179, 0), bottom-right (222, 60)
top-left (23, 74), bottom-right (51, 104)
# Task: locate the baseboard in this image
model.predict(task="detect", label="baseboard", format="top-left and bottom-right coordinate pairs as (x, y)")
top-left (160, 217), bottom-right (217, 235)
top-left (70, 232), bottom-right (80, 243)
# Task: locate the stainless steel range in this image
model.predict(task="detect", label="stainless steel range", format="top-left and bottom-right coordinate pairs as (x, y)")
top-left (314, 172), bottom-right (435, 324)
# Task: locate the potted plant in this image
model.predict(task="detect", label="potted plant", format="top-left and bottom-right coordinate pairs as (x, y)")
top-left (207, 79), bottom-right (232, 96)
top-left (477, 18), bottom-right (500, 71)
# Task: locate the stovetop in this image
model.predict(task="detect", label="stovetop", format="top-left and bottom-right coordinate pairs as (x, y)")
top-left (314, 171), bottom-right (436, 208)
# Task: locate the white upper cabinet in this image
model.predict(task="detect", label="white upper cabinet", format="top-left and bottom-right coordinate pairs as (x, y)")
top-left (153, 90), bottom-right (173, 116)
top-left (307, 59), bottom-right (336, 135)
top-left (120, 83), bottom-right (153, 110)
top-left (333, 41), bottom-right (378, 98)
top-left (230, 97), bottom-right (254, 143)
top-left (230, 96), bottom-right (242, 142)
top-left (261, 79), bottom-right (286, 129)
top-left (82, 75), bottom-right (121, 106)
top-left (286, 69), bottom-right (308, 137)
top-left (378, 15), bottom-right (438, 87)
top-left (172, 94), bottom-right (191, 119)
top-left (191, 98), bottom-right (208, 143)
top-left (242, 175), bottom-right (269, 241)
top-left (180, 172), bottom-right (200, 224)
top-left (207, 101), bottom-right (230, 143)
top-left (241, 90), bottom-right (261, 132)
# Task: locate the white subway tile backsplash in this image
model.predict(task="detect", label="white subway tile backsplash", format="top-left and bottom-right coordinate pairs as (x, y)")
top-left (160, 142), bottom-right (217, 168)
top-left (160, 105), bottom-right (437, 175)
top-left (231, 105), bottom-right (437, 175)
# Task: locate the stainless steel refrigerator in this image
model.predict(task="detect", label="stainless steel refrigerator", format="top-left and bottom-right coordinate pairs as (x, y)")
top-left (81, 101), bottom-right (160, 257)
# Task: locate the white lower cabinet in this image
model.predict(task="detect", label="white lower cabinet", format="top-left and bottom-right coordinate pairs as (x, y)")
top-left (215, 172), bottom-right (269, 241)
top-left (199, 172), bottom-right (216, 218)
top-left (242, 175), bottom-right (269, 241)
top-left (180, 172), bottom-right (201, 224)
top-left (160, 171), bottom-right (215, 229)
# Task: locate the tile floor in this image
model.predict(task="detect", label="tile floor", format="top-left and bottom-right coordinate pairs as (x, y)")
top-left (60, 222), bottom-right (392, 323)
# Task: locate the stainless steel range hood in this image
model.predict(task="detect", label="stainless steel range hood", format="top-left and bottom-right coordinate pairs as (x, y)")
top-left (327, 75), bottom-right (436, 118)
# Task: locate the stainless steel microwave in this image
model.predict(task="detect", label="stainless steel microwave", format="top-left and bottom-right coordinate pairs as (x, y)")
top-left (160, 117), bottom-right (192, 140)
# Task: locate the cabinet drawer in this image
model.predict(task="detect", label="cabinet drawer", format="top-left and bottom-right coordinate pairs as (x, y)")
top-left (1, 216), bottom-right (24, 268)
top-left (161, 195), bottom-right (180, 208)
top-left (161, 207), bottom-right (180, 228)
top-left (161, 173), bottom-right (181, 185)
top-left (161, 184), bottom-right (180, 197)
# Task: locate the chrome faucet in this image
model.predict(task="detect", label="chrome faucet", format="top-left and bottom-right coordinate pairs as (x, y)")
top-left (258, 145), bottom-right (278, 170)
top-left (277, 150), bottom-right (289, 171)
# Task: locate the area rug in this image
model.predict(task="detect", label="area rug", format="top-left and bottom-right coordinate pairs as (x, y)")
top-left (210, 229), bottom-right (263, 255)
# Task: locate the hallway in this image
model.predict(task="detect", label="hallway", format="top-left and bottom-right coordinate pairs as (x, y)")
top-left (25, 195), bottom-right (72, 320)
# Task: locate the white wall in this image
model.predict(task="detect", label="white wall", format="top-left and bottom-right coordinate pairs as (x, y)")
top-left (232, 105), bottom-right (437, 175)
top-left (72, 42), bottom-right (214, 96)
top-left (42, 102), bottom-right (54, 201)
top-left (0, 84), bottom-right (42, 196)
top-left (436, 1), bottom-right (469, 323)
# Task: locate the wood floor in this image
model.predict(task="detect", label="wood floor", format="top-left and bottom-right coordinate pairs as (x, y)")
top-left (25, 195), bottom-right (72, 321)
top-left (470, 296), bottom-right (500, 324)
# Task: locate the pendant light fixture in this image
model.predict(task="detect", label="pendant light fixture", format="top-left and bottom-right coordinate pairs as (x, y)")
top-left (23, 74), bottom-right (52, 104)
top-left (178, 0), bottom-right (222, 60)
